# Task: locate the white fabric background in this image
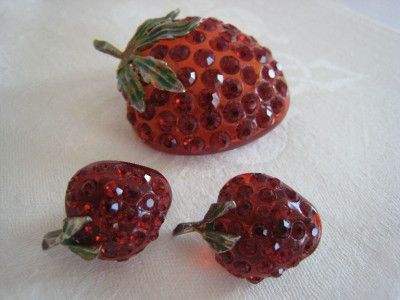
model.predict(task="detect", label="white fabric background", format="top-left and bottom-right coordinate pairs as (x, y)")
top-left (1, 1), bottom-right (399, 299)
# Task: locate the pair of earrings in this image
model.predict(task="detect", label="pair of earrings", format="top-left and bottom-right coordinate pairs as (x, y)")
top-left (42, 160), bottom-right (321, 284)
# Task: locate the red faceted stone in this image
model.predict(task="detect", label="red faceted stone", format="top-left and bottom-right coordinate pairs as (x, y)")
top-left (177, 114), bottom-right (198, 134)
top-left (185, 30), bottom-right (206, 44)
top-left (200, 17), bottom-right (219, 31)
top-left (220, 55), bottom-right (240, 74)
top-left (137, 123), bottom-right (153, 142)
top-left (210, 131), bottom-right (231, 150)
top-left (223, 101), bottom-right (245, 123)
top-left (201, 69), bottom-right (223, 88)
top-left (157, 111), bottom-right (176, 132)
top-left (139, 102), bottom-right (156, 120)
top-left (241, 93), bottom-right (259, 114)
top-left (194, 49), bottom-right (215, 67)
top-left (151, 89), bottom-right (170, 106)
top-left (235, 44), bottom-right (253, 61)
top-left (271, 97), bottom-right (284, 114)
top-left (169, 44), bottom-right (190, 62)
top-left (201, 110), bottom-right (221, 130)
top-left (209, 36), bottom-right (228, 51)
top-left (275, 80), bottom-right (288, 97)
top-left (159, 134), bottom-right (178, 149)
top-left (257, 82), bottom-right (274, 101)
top-left (256, 106), bottom-right (274, 128)
top-left (150, 44), bottom-right (168, 59)
top-left (221, 78), bottom-right (243, 99)
top-left (177, 67), bottom-right (196, 88)
top-left (254, 47), bottom-right (271, 63)
top-left (236, 119), bottom-right (255, 139)
top-left (198, 89), bottom-right (220, 109)
top-left (262, 66), bottom-right (276, 80)
top-left (241, 66), bottom-right (257, 85)
top-left (211, 173), bottom-right (322, 283)
top-left (174, 93), bottom-right (193, 114)
top-left (183, 136), bottom-right (205, 153)
top-left (64, 161), bottom-right (172, 261)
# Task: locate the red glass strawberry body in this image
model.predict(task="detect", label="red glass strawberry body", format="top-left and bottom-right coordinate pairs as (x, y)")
top-left (173, 173), bottom-right (321, 284)
top-left (94, 10), bottom-right (289, 155)
top-left (42, 161), bottom-right (172, 261)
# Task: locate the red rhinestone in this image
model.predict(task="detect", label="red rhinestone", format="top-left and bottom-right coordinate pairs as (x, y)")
top-left (194, 49), bottom-right (215, 67)
top-left (200, 18), bottom-right (218, 31)
top-left (235, 45), bottom-right (253, 61)
top-left (261, 65), bottom-right (276, 80)
top-left (271, 97), bottom-right (284, 114)
top-left (157, 111), bottom-right (176, 132)
top-left (139, 103), bottom-right (156, 120)
top-left (236, 119), bottom-right (255, 139)
top-left (258, 188), bottom-right (276, 202)
top-left (201, 69), bottom-right (224, 88)
top-left (256, 105), bottom-right (274, 128)
top-left (169, 45), bottom-right (190, 62)
top-left (209, 36), bottom-right (228, 51)
top-left (177, 67), bottom-right (196, 88)
top-left (254, 47), bottom-right (271, 63)
top-left (81, 180), bottom-right (97, 196)
top-left (183, 136), bottom-right (205, 153)
top-left (185, 30), bottom-right (206, 44)
top-left (151, 89), bottom-right (170, 106)
top-left (291, 221), bottom-right (306, 240)
top-left (266, 177), bottom-right (281, 190)
top-left (174, 93), bottom-right (193, 114)
top-left (257, 82), bottom-right (274, 101)
top-left (285, 188), bottom-right (298, 201)
top-left (223, 101), bottom-right (245, 123)
top-left (220, 56), bottom-right (240, 74)
top-left (219, 251), bottom-right (234, 264)
top-left (233, 261), bottom-right (251, 274)
top-left (137, 123), bottom-right (153, 142)
top-left (127, 109), bottom-right (136, 126)
top-left (237, 201), bottom-right (253, 217)
top-left (273, 220), bottom-right (291, 238)
top-left (241, 66), bottom-right (257, 85)
top-left (82, 203), bottom-right (92, 214)
top-left (198, 89), bottom-right (220, 109)
top-left (177, 114), bottom-right (198, 134)
top-left (159, 134), bottom-right (178, 149)
top-left (238, 34), bottom-right (251, 44)
top-left (275, 80), bottom-right (288, 97)
top-left (241, 93), bottom-right (259, 114)
top-left (221, 78), bottom-right (242, 99)
top-left (150, 45), bottom-right (168, 59)
top-left (210, 131), bottom-right (231, 150)
top-left (201, 110), bottom-right (221, 130)
top-left (220, 30), bottom-right (235, 42)
top-left (238, 239), bottom-right (258, 256)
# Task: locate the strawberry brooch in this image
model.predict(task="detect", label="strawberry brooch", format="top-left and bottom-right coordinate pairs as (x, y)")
top-left (94, 9), bottom-right (289, 154)
top-left (173, 173), bottom-right (321, 283)
top-left (42, 161), bottom-right (171, 261)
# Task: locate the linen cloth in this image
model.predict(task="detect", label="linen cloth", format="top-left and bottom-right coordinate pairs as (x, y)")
top-left (1, 1), bottom-right (399, 299)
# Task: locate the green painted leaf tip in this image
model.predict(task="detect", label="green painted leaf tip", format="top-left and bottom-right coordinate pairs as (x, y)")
top-left (117, 64), bottom-right (145, 112)
top-left (202, 230), bottom-right (241, 253)
top-left (133, 56), bottom-right (185, 93)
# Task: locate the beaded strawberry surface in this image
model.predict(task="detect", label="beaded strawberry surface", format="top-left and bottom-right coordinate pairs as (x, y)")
top-left (173, 173), bottom-right (321, 284)
top-left (94, 9), bottom-right (289, 155)
top-left (42, 161), bottom-right (172, 261)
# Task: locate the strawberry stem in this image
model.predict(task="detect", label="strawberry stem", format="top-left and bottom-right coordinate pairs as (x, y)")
top-left (93, 40), bottom-right (123, 59)
top-left (42, 216), bottom-right (100, 260)
top-left (173, 201), bottom-right (241, 253)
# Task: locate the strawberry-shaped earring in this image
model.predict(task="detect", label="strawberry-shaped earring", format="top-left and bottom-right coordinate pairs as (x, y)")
top-left (93, 9), bottom-right (289, 155)
top-left (173, 173), bottom-right (321, 284)
top-left (42, 161), bottom-right (171, 261)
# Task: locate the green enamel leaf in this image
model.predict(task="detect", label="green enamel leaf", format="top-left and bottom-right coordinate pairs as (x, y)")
top-left (134, 13), bottom-right (200, 51)
top-left (42, 229), bottom-right (63, 250)
top-left (117, 64), bottom-right (145, 112)
top-left (62, 216), bottom-right (92, 239)
top-left (67, 244), bottom-right (100, 261)
top-left (202, 230), bottom-right (241, 253)
top-left (134, 9), bottom-right (180, 41)
top-left (203, 201), bottom-right (236, 223)
top-left (133, 55), bottom-right (185, 93)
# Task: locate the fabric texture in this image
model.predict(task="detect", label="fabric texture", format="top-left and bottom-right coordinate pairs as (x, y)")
top-left (0, 0), bottom-right (399, 299)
